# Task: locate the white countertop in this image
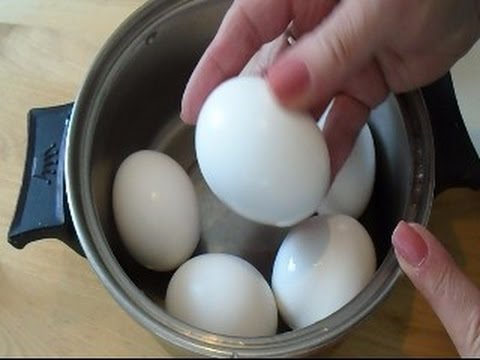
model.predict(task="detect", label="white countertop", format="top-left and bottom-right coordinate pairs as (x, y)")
top-left (451, 41), bottom-right (480, 156)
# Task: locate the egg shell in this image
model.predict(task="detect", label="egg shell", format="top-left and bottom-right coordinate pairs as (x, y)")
top-left (271, 214), bottom-right (377, 329)
top-left (112, 150), bottom-right (200, 271)
top-left (195, 76), bottom-right (330, 227)
top-left (165, 253), bottom-right (278, 337)
top-left (317, 124), bottom-right (376, 218)
top-left (317, 109), bottom-right (376, 218)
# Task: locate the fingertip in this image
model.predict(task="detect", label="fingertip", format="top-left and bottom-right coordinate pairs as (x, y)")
top-left (392, 221), bottom-right (429, 269)
top-left (179, 97), bottom-right (196, 125)
top-left (180, 77), bottom-right (198, 124)
top-left (179, 111), bottom-right (195, 125)
top-left (180, 91), bottom-right (197, 124)
top-left (266, 57), bottom-right (312, 108)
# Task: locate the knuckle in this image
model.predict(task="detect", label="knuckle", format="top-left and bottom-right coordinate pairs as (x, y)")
top-left (315, 8), bottom-right (365, 73)
top-left (235, 1), bottom-right (265, 49)
top-left (428, 261), bottom-right (454, 301)
top-left (323, 31), bottom-right (352, 69)
top-left (464, 307), bottom-right (480, 356)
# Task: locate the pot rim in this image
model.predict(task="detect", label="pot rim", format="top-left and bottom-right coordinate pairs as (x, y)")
top-left (65, 0), bottom-right (435, 357)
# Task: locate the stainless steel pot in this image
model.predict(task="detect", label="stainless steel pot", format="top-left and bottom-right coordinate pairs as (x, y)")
top-left (8, 0), bottom-right (480, 357)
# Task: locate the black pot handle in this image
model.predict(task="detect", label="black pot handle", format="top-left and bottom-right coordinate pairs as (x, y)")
top-left (421, 72), bottom-right (480, 196)
top-left (8, 103), bottom-right (85, 257)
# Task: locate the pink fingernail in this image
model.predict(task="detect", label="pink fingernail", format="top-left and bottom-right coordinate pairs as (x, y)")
top-left (392, 221), bottom-right (428, 267)
top-left (266, 58), bottom-right (311, 106)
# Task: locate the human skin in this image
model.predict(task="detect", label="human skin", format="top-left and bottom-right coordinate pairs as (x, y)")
top-left (180, 1), bottom-right (480, 355)
top-left (181, 0), bottom-right (480, 176)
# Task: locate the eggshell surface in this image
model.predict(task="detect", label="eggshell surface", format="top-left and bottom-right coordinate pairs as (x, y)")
top-left (271, 214), bottom-right (376, 329)
top-left (195, 76), bottom-right (330, 227)
top-left (165, 253), bottom-right (278, 337)
top-left (112, 150), bottom-right (200, 271)
top-left (317, 102), bottom-right (376, 218)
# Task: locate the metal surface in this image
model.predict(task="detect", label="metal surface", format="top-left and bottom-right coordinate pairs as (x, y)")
top-left (64, 0), bottom-right (435, 357)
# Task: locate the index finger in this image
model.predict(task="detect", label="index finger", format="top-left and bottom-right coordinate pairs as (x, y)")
top-left (180, 0), bottom-right (292, 124)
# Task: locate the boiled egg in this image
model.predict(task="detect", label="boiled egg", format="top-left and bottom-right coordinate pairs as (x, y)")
top-left (271, 214), bottom-right (376, 329)
top-left (165, 253), bottom-right (278, 337)
top-left (112, 150), bottom-right (200, 271)
top-left (317, 102), bottom-right (376, 218)
top-left (195, 76), bottom-right (330, 227)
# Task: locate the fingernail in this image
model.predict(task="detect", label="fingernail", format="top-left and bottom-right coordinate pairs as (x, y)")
top-left (392, 221), bottom-right (428, 267)
top-left (266, 58), bottom-right (311, 106)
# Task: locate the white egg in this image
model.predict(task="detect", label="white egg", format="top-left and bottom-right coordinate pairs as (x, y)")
top-left (317, 103), bottom-right (376, 218)
top-left (271, 214), bottom-right (376, 329)
top-left (112, 150), bottom-right (200, 271)
top-left (195, 76), bottom-right (330, 227)
top-left (165, 253), bottom-right (278, 337)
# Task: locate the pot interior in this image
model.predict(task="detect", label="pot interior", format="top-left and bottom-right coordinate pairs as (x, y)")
top-left (72, 0), bottom-right (429, 355)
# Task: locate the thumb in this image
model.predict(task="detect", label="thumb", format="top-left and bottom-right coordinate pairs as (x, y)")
top-left (392, 221), bottom-right (480, 357)
top-left (266, 1), bottom-right (378, 111)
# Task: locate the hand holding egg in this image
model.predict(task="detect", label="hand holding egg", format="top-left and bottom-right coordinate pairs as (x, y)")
top-left (195, 76), bottom-right (331, 227)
